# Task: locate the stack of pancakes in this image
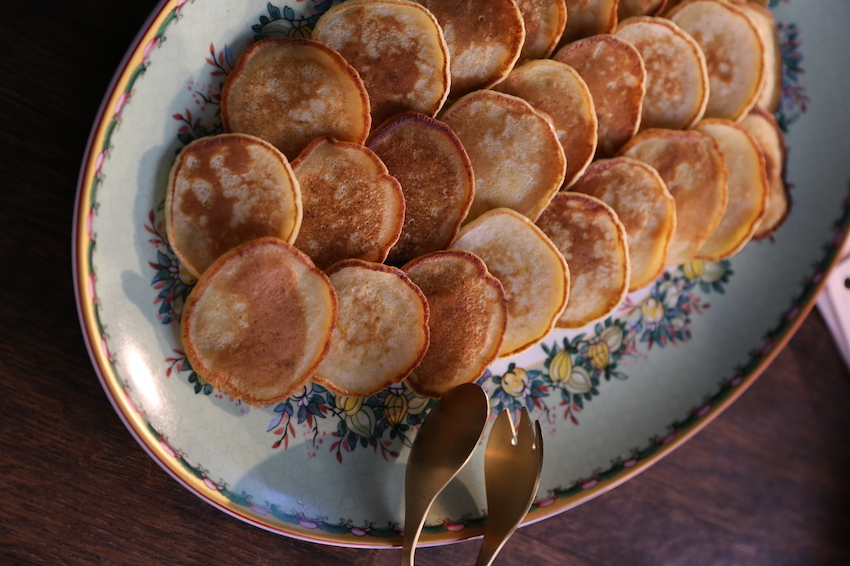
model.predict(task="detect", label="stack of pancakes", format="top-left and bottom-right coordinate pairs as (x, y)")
top-left (171, 0), bottom-right (788, 404)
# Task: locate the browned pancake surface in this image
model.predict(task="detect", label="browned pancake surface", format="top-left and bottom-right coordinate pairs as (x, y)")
top-left (181, 238), bottom-right (336, 406)
top-left (442, 90), bottom-right (566, 222)
top-left (368, 112), bottom-right (474, 265)
top-left (554, 35), bottom-right (646, 157)
top-left (618, 0), bottom-right (667, 19)
top-left (536, 194), bottom-right (630, 328)
top-left (515, 0), bottom-right (568, 62)
top-left (313, 0), bottom-right (450, 127)
top-left (559, 0), bottom-right (619, 46)
top-left (166, 134), bottom-right (301, 279)
top-left (742, 107), bottom-right (790, 239)
top-left (403, 251), bottom-right (506, 397)
top-left (221, 38), bottom-right (370, 160)
top-left (416, 0), bottom-right (525, 98)
top-left (292, 137), bottom-right (404, 270)
top-left (493, 60), bottom-right (597, 188)
top-left (618, 129), bottom-right (728, 266)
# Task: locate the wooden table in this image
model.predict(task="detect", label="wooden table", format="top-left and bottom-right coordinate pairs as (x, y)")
top-left (3, 1), bottom-right (850, 564)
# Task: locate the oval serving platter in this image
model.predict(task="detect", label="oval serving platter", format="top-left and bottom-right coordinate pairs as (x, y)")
top-left (74, 0), bottom-right (850, 547)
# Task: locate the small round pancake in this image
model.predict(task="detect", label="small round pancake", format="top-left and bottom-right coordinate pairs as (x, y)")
top-left (441, 90), bottom-right (566, 222)
top-left (291, 137), bottom-right (404, 271)
top-left (514, 0), bottom-right (568, 62)
top-left (536, 194), bottom-right (630, 329)
top-left (180, 237), bottom-right (337, 407)
top-left (559, 0), bottom-right (619, 46)
top-left (741, 107), bottom-right (790, 240)
top-left (553, 35), bottom-right (647, 157)
top-left (450, 208), bottom-right (569, 357)
top-left (669, 0), bottom-right (766, 121)
top-left (492, 60), bottom-right (597, 189)
top-left (740, 2), bottom-right (782, 113)
top-left (402, 251), bottom-right (507, 397)
top-left (314, 260), bottom-right (429, 398)
top-left (312, 0), bottom-right (450, 127)
top-left (416, 0), bottom-right (525, 98)
top-left (221, 38), bottom-right (370, 160)
top-left (570, 157), bottom-right (676, 291)
top-left (618, 0), bottom-right (667, 19)
top-left (367, 112), bottom-right (474, 265)
top-left (616, 17), bottom-right (709, 130)
top-left (618, 129), bottom-right (728, 266)
top-left (166, 134), bottom-right (302, 279)
top-left (693, 119), bottom-right (768, 260)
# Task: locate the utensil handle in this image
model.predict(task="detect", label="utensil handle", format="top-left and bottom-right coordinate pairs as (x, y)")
top-left (473, 534), bottom-right (510, 566)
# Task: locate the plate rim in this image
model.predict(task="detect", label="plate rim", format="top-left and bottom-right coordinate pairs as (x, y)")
top-left (72, 0), bottom-right (850, 548)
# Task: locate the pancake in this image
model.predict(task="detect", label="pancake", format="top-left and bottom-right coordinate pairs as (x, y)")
top-left (221, 38), bottom-right (370, 160)
top-left (291, 137), bottom-right (404, 271)
top-left (402, 250), bottom-right (507, 397)
top-left (441, 90), bottom-right (566, 222)
top-left (693, 119), bottom-right (768, 260)
top-left (618, 0), bottom-right (667, 19)
top-left (313, 260), bottom-right (429, 397)
top-left (740, 2), bottom-right (782, 113)
top-left (536, 194), bottom-right (630, 329)
top-left (741, 107), bottom-right (790, 240)
top-left (416, 0), bottom-right (524, 98)
top-left (180, 237), bottom-right (337, 407)
top-left (312, 0), bottom-right (450, 127)
top-left (669, 0), bottom-right (766, 121)
top-left (514, 0), bottom-right (568, 62)
top-left (492, 59), bottom-right (597, 189)
top-left (616, 17), bottom-right (709, 130)
top-left (450, 208), bottom-right (569, 357)
top-left (367, 112), bottom-right (474, 265)
top-left (165, 133), bottom-right (302, 279)
top-left (570, 157), bottom-right (676, 291)
top-left (559, 0), bottom-right (619, 46)
top-left (618, 128), bottom-right (728, 266)
top-left (553, 35), bottom-right (646, 158)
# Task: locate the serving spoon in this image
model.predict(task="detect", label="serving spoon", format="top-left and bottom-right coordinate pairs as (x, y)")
top-left (401, 383), bottom-right (490, 566)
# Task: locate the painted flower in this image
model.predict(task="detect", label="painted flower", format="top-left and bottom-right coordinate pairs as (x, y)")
top-left (548, 349), bottom-right (572, 383)
top-left (599, 325), bottom-right (624, 352)
top-left (502, 368), bottom-right (531, 398)
top-left (384, 392), bottom-right (409, 427)
top-left (345, 405), bottom-right (377, 439)
top-left (404, 389), bottom-right (430, 415)
top-left (288, 25), bottom-right (313, 39)
top-left (563, 366), bottom-right (593, 395)
top-left (683, 260), bottom-right (705, 280)
top-left (701, 261), bottom-right (728, 284)
top-left (335, 395), bottom-right (363, 417)
top-left (587, 342), bottom-right (609, 370)
top-left (641, 297), bottom-right (666, 324)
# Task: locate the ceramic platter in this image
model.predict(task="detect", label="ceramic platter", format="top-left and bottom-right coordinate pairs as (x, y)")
top-left (74, 0), bottom-right (850, 547)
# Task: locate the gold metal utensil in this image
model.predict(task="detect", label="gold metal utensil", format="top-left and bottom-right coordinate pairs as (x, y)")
top-left (401, 383), bottom-right (490, 566)
top-left (474, 408), bottom-right (544, 566)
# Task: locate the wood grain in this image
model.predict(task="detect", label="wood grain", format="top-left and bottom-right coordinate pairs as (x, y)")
top-left (2, 1), bottom-right (850, 564)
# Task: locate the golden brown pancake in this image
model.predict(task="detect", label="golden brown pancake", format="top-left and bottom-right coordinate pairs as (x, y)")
top-left (616, 17), bottom-right (709, 130)
top-left (514, 0), bottom-right (568, 62)
top-left (741, 107), bottom-right (790, 240)
top-left (402, 250), bottom-right (507, 397)
top-left (221, 38), bottom-right (370, 160)
top-left (165, 133), bottom-right (302, 279)
top-left (536, 194), bottom-right (630, 329)
top-left (450, 208), bottom-right (569, 357)
top-left (312, 0), bottom-right (450, 127)
top-left (181, 237), bottom-right (337, 407)
top-left (492, 59), bottom-right (597, 189)
top-left (291, 137), bottom-right (404, 271)
top-left (669, 0), bottom-right (766, 121)
top-left (313, 260), bottom-right (429, 397)
top-left (441, 90), bottom-right (566, 222)
top-left (740, 2), bottom-right (782, 113)
top-left (415, 0), bottom-right (525, 98)
top-left (553, 35), bottom-right (646, 158)
top-left (694, 119), bottom-right (768, 260)
top-left (558, 0), bottom-right (619, 46)
top-left (570, 157), bottom-right (676, 291)
top-left (367, 112), bottom-right (474, 265)
top-left (618, 129), bottom-right (728, 266)
top-left (618, 0), bottom-right (667, 19)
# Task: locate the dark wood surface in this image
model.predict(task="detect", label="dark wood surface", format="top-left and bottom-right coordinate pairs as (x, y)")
top-left (3, 1), bottom-right (850, 564)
